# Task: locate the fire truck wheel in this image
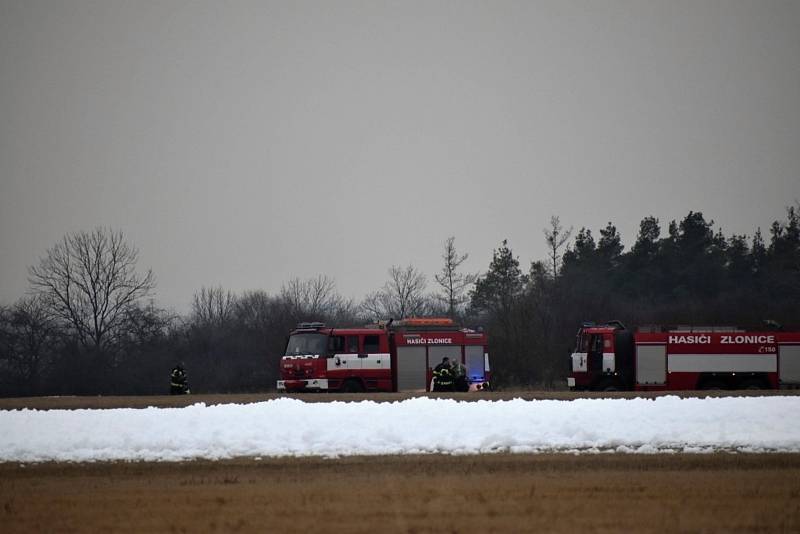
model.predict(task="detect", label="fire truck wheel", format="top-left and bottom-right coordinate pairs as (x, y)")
top-left (700, 380), bottom-right (726, 391)
top-left (742, 379), bottom-right (765, 390)
top-left (598, 380), bottom-right (619, 392)
top-left (342, 379), bottom-right (364, 393)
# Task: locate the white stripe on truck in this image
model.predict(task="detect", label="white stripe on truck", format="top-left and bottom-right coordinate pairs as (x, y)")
top-left (667, 354), bottom-right (776, 373)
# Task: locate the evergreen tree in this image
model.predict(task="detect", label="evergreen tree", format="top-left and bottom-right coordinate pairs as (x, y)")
top-left (764, 206), bottom-right (800, 307)
top-left (470, 240), bottom-right (526, 319)
top-left (751, 229), bottom-right (767, 276)
top-left (470, 240), bottom-right (528, 386)
top-left (597, 222), bottom-right (624, 261)
top-left (562, 228), bottom-right (595, 268)
top-left (725, 234), bottom-right (751, 286)
top-left (623, 216), bottom-right (661, 300)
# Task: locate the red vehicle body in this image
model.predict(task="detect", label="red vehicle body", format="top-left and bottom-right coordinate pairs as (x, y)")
top-left (277, 318), bottom-right (491, 393)
top-left (568, 321), bottom-right (800, 391)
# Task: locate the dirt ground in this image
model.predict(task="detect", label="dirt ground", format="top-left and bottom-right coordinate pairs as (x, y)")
top-left (2, 393), bottom-right (799, 533)
top-left (1, 454), bottom-right (798, 533)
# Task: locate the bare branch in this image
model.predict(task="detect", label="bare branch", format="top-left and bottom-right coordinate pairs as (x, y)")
top-left (28, 228), bottom-right (155, 352)
top-left (543, 216), bottom-right (573, 278)
top-left (191, 286), bottom-right (236, 327)
top-left (280, 275), bottom-right (343, 320)
top-left (361, 265), bottom-right (429, 320)
top-left (434, 236), bottom-right (478, 318)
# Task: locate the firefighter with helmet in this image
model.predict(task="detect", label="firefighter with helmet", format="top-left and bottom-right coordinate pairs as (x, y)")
top-left (170, 363), bottom-right (190, 395)
top-left (433, 357), bottom-right (454, 392)
top-left (451, 358), bottom-right (469, 392)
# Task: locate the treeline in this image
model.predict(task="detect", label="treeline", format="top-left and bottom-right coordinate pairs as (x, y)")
top-left (1, 207), bottom-right (798, 396)
top-left (471, 208), bottom-right (800, 387)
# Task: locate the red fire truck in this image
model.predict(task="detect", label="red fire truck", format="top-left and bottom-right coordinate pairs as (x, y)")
top-left (568, 321), bottom-right (800, 391)
top-left (277, 318), bottom-right (491, 393)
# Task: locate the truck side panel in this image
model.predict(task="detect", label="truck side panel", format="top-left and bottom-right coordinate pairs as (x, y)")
top-left (395, 346), bottom-right (427, 391)
top-left (634, 331), bottom-right (781, 390)
top-left (635, 344), bottom-right (666, 386)
top-left (780, 344), bottom-right (800, 385)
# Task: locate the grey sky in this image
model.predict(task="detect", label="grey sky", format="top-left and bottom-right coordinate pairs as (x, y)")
top-left (1, 1), bottom-right (798, 311)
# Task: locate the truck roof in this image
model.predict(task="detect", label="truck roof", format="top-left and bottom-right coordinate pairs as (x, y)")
top-left (290, 319), bottom-right (486, 339)
top-left (580, 326), bottom-right (621, 335)
top-left (290, 326), bottom-right (485, 336)
top-left (290, 326), bottom-right (379, 336)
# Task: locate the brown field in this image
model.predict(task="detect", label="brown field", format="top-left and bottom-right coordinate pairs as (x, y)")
top-left (1, 454), bottom-right (799, 533)
top-left (2, 393), bottom-right (799, 533)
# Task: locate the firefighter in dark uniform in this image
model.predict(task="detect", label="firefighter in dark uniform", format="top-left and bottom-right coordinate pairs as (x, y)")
top-left (170, 364), bottom-right (190, 395)
top-left (433, 357), bottom-right (454, 392)
top-left (451, 358), bottom-right (469, 392)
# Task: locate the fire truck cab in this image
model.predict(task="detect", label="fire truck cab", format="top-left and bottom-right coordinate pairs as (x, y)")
top-left (568, 321), bottom-right (635, 391)
top-left (277, 318), bottom-right (491, 393)
top-left (568, 321), bottom-right (800, 391)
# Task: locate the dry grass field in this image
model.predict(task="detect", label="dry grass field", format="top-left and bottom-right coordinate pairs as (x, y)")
top-left (2, 454), bottom-right (799, 533)
top-left (2, 392), bottom-right (799, 533)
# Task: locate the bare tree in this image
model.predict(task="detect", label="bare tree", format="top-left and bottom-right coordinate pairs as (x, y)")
top-left (280, 275), bottom-right (344, 319)
top-left (235, 290), bottom-right (282, 331)
top-left (0, 296), bottom-right (57, 394)
top-left (543, 215), bottom-right (573, 278)
top-left (192, 286), bottom-right (236, 327)
top-left (359, 290), bottom-right (391, 322)
top-left (434, 236), bottom-right (478, 318)
top-left (28, 228), bottom-right (155, 352)
top-left (118, 301), bottom-right (175, 345)
top-left (361, 265), bottom-right (428, 320)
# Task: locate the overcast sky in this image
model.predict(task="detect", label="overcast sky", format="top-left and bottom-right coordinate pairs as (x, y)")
top-left (1, 0), bottom-right (798, 311)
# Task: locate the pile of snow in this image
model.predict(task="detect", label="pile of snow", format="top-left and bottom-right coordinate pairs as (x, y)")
top-left (1, 396), bottom-right (799, 462)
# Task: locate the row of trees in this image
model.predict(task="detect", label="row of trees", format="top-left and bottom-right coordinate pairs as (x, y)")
top-left (2, 207), bottom-right (799, 395)
top-left (0, 230), bottom-right (477, 396)
top-left (468, 208), bottom-right (800, 387)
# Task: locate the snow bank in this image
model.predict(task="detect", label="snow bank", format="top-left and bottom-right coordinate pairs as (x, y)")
top-left (1, 396), bottom-right (799, 462)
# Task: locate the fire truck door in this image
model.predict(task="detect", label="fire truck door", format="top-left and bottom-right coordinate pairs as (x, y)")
top-left (396, 346), bottom-right (427, 391)
top-left (636, 344), bottom-right (666, 385)
top-left (465, 346), bottom-right (485, 382)
top-left (329, 335), bottom-right (361, 371)
top-left (331, 354), bottom-right (362, 370)
top-left (588, 335), bottom-right (603, 372)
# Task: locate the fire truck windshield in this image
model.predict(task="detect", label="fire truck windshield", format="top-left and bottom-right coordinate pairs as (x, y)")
top-left (285, 333), bottom-right (328, 356)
